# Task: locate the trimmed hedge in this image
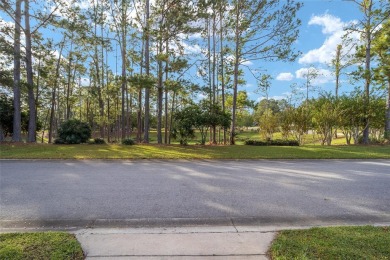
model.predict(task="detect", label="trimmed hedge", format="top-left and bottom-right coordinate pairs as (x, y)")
top-left (245, 139), bottom-right (299, 146)
top-left (122, 138), bottom-right (135, 145)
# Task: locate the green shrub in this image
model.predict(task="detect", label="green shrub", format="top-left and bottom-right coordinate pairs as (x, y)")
top-left (122, 138), bottom-right (135, 145)
top-left (55, 119), bottom-right (91, 144)
top-left (92, 138), bottom-right (106, 144)
top-left (53, 138), bottom-right (65, 144)
top-left (245, 139), bottom-right (299, 146)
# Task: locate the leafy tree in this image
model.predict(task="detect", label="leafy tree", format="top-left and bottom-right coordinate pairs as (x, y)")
top-left (172, 101), bottom-right (230, 145)
top-left (290, 105), bottom-right (308, 145)
top-left (258, 108), bottom-right (279, 140)
top-left (347, 0), bottom-right (390, 144)
top-left (0, 94), bottom-right (13, 141)
top-left (310, 94), bottom-right (338, 145)
top-left (372, 19), bottom-right (390, 140)
top-left (337, 91), bottom-right (366, 144)
top-left (0, 94), bottom-right (42, 141)
top-left (228, 0), bottom-right (302, 144)
top-left (279, 107), bottom-right (294, 140)
top-left (171, 105), bottom-right (198, 145)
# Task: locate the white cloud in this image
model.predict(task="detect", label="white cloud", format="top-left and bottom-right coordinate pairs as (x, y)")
top-left (299, 14), bottom-right (359, 65)
top-left (276, 72), bottom-right (294, 81)
top-left (309, 13), bottom-right (344, 34)
top-left (256, 95), bottom-right (287, 102)
top-left (296, 67), bottom-right (333, 85)
top-left (183, 43), bottom-right (202, 55)
top-left (80, 77), bottom-right (90, 87)
top-left (242, 59), bottom-right (253, 66)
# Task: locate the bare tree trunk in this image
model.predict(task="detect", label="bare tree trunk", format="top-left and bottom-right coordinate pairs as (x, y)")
top-left (334, 45), bottom-right (341, 139)
top-left (137, 37), bottom-right (144, 143)
top-left (385, 79), bottom-right (390, 140)
top-left (207, 17), bottom-right (212, 143)
top-left (25, 0), bottom-right (36, 142)
top-left (169, 90), bottom-right (176, 144)
top-left (362, 0), bottom-right (372, 145)
top-left (211, 8), bottom-right (217, 144)
top-left (35, 57), bottom-right (41, 123)
top-left (66, 39), bottom-right (74, 120)
top-left (219, 5), bottom-right (226, 144)
top-left (120, 0), bottom-right (127, 140)
top-left (12, 0), bottom-right (22, 142)
top-left (49, 39), bottom-right (65, 143)
top-left (143, 0), bottom-right (150, 143)
top-left (164, 40), bottom-right (169, 144)
top-left (230, 2), bottom-right (240, 145)
top-left (157, 39), bottom-right (163, 144)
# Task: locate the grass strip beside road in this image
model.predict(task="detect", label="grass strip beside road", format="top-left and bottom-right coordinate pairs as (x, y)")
top-left (269, 226), bottom-right (390, 259)
top-left (0, 232), bottom-right (84, 260)
top-left (1, 143), bottom-right (390, 159)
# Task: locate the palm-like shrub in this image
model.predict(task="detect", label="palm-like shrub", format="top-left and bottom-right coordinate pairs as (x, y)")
top-left (55, 119), bottom-right (91, 144)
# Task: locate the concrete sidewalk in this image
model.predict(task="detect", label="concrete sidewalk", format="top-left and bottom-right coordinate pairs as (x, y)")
top-left (75, 226), bottom-right (277, 259)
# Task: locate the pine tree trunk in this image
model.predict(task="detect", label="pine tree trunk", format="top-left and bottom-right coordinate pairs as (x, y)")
top-left (25, 0), bottom-right (36, 142)
top-left (362, 1), bottom-right (372, 145)
top-left (66, 39), bottom-right (74, 120)
top-left (164, 41), bottom-right (169, 144)
top-left (385, 80), bottom-right (390, 140)
top-left (143, 0), bottom-right (150, 143)
top-left (157, 39), bottom-right (163, 144)
top-left (220, 5), bottom-right (226, 144)
top-left (12, 0), bottom-right (22, 142)
top-left (48, 40), bottom-right (65, 143)
top-left (212, 9), bottom-right (217, 144)
top-left (121, 0), bottom-right (127, 140)
top-left (230, 3), bottom-right (240, 145)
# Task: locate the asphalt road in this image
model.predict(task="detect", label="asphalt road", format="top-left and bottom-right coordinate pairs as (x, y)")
top-left (1, 160), bottom-right (389, 228)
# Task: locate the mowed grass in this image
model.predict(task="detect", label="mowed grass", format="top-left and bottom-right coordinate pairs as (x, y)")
top-left (269, 226), bottom-right (390, 259)
top-left (0, 232), bottom-right (84, 260)
top-left (1, 143), bottom-right (389, 159)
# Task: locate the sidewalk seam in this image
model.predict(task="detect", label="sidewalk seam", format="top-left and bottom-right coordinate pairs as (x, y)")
top-left (230, 218), bottom-right (238, 233)
top-left (85, 253), bottom-right (267, 257)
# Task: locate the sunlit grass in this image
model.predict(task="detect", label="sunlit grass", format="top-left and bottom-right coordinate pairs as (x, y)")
top-left (1, 143), bottom-right (389, 159)
top-left (269, 226), bottom-right (390, 259)
top-left (0, 232), bottom-right (84, 260)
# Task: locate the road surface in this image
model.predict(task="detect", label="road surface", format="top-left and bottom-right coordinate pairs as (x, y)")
top-left (1, 159), bottom-right (389, 228)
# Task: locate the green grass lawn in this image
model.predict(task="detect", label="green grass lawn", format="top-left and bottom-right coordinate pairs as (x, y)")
top-left (269, 226), bottom-right (390, 259)
top-left (1, 143), bottom-right (389, 159)
top-left (0, 232), bottom-right (84, 259)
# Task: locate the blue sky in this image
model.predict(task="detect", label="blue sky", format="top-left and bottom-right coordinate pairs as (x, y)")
top-left (1, 0), bottom-right (364, 104)
top-left (244, 0), bottom-right (362, 104)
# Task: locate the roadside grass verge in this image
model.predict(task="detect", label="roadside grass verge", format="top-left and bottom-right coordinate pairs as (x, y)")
top-left (269, 226), bottom-right (390, 259)
top-left (1, 143), bottom-right (390, 159)
top-left (0, 232), bottom-right (84, 259)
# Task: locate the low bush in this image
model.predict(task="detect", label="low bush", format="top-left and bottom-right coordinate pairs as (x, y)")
top-left (245, 139), bottom-right (299, 146)
top-left (91, 138), bottom-right (106, 144)
top-left (54, 119), bottom-right (91, 144)
top-left (53, 138), bottom-right (65, 144)
top-left (122, 138), bottom-right (135, 145)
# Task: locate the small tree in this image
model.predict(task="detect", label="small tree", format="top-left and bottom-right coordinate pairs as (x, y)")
top-left (172, 102), bottom-right (231, 145)
top-left (259, 108), bottom-right (279, 140)
top-left (337, 91), bottom-right (366, 145)
top-left (291, 105), bottom-right (308, 145)
top-left (311, 94), bottom-right (338, 145)
top-left (171, 106), bottom-right (198, 145)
